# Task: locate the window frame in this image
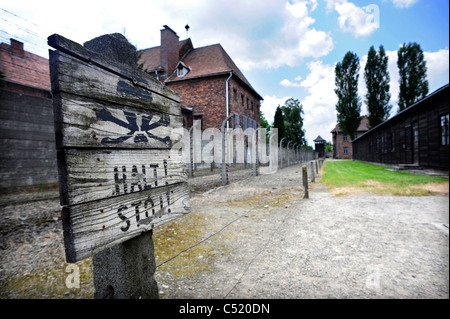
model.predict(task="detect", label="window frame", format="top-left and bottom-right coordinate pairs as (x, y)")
top-left (441, 114), bottom-right (449, 146)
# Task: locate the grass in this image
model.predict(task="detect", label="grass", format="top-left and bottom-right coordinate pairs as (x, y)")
top-left (321, 160), bottom-right (449, 196)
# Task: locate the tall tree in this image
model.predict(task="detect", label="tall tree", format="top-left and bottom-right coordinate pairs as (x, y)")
top-left (273, 106), bottom-right (286, 145)
top-left (335, 51), bottom-right (362, 140)
top-left (281, 98), bottom-right (307, 146)
top-left (397, 42), bottom-right (429, 111)
top-left (364, 45), bottom-right (392, 128)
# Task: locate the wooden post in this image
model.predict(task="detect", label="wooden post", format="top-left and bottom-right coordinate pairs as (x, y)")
top-left (302, 166), bottom-right (309, 199)
top-left (48, 33), bottom-right (190, 298)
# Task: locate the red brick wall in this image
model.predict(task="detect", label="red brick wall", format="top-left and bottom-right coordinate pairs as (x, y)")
top-left (333, 132), bottom-right (353, 159)
top-left (0, 41), bottom-right (50, 92)
top-left (167, 74), bottom-right (261, 129)
top-left (160, 26), bottom-right (179, 78)
top-left (228, 77), bottom-right (261, 128)
top-left (332, 131), bottom-right (367, 159)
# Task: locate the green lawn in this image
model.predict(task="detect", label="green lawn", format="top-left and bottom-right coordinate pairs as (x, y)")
top-left (321, 160), bottom-right (449, 196)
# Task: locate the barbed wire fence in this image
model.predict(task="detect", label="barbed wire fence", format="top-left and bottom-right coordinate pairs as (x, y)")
top-left (184, 115), bottom-right (320, 190)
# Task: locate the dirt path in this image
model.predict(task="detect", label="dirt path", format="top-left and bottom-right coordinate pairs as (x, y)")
top-left (156, 163), bottom-right (449, 299)
top-left (1, 161), bottom-right (448, 299)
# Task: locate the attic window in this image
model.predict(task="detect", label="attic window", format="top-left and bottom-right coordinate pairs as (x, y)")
top-left (177, 64), bottom-right (189, 77)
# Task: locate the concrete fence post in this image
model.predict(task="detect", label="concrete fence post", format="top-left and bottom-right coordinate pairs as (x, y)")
top-left (252, 126), bottom-right (259, 176)
top-left (302, 165), bottom-right (309, 199)
top-left (188, 126), bottom-right (194, 178)
top-left (221, 113), bottom-right (235, 185)
top-left (310, 161), bottom-right (315, 183)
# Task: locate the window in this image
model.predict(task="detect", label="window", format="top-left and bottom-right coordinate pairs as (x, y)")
top-left (177, 65), bottom-right (189, 77)
top-left (241, 94), bottom-right (244, 106)
top-left (343, 134), bottom-right (348, 142)
top-left (343, 147), bottom-right (349, 155)
top-left (233, 89), bottom-right (237, 102)
top-left (441, 114), bottom-right (449, 146)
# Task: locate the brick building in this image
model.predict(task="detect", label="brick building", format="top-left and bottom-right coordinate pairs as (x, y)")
top-left (138, 25), bottom-right (263, 129)
top-left (331, 115), bottom-right (369, 159)
top-left (0, 39), bottom-right (57, 188)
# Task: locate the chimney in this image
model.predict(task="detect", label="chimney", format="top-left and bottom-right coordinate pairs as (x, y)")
top-left (160, 25), bottom-right (179, 79)
top-left (10, 39), bottom-right (24, 58)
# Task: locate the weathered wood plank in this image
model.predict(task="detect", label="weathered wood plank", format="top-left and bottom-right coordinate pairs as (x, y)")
top-left (48, 33), bottom-right (191, 263)
top-left (49, 50), bottom-right (181, 116)
top-left (47, 33), bottom-right (179, 103)
top-left (62, 182), bottom-right (190, 262)
top-left (53, 93), bottom-right (183, 149)
top-left (58, 148), bottom-right (187, 206)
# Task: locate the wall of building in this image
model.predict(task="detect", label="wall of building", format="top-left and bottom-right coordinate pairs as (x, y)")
top-left (0, 83), bottom-right (58, 189)
top-left (332, 132), bottom-right (354, 159)
top-left (352, 85), bottom-right (449, 170)
top-left (228, 77), bottom-right (261, 128)
top-left (167, 74), bottom-right (261, 129)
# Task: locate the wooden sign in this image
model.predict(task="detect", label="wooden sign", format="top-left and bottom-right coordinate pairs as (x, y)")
top-left (48, 34), bottom-right (190, 262)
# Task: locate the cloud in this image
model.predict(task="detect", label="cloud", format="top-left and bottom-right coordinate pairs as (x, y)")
top-left (327, 0), bottom-right (379, 38)
top-left (280, 78), bottom-right (302, 88)
top-left (260, 95), bottom-right (290, 125)
top-left (424, 49), bottom-right (450, 90)
top-left (358, 48), bottom-right (448, 117)
top-left (1, 0), bottom-right (334, 71)
top-left (390, 0), bottom-right (419, 8)
top-left (299, 60), bottom-right (338, 144)
top-left (228, 0), bottom-right (334, 70)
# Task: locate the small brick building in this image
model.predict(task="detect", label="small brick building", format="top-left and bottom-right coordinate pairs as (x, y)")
top-left (0, 39), bottom-right (57, 189)
top-left (331, 115), bottom-right (369, 159)
top-left (138, 25), bottom-right (263, 129)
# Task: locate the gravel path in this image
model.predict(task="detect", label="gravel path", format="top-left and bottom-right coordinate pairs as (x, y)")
top-left (156, 164), bottom-right (449, 299)
top-left (0, 161), bottom-right (448, 299)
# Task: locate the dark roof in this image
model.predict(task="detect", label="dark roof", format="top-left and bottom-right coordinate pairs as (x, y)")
top-left (352, 83), bottom-right (449, 143)
top-left (314, 135), bottom-right (326, 142)
top-left (138, 41), bottom-right (263, 100)
top-left (331, 115), bottom-right (369, 133)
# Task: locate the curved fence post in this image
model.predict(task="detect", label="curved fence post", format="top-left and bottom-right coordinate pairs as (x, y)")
top-left (221, 113), bottom-right (236, 185)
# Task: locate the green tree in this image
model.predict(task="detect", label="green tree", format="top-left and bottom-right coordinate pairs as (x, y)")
top-left (260, 111), bottom-right (271, 130)
top-left (397, 42), bottom-right (429, 111)
top-left (335, 51), bottom-right (362, 140)
top-left (364, 45), bottom-right (392, 128)
top-left (273, 106), bottom-right (286, 145)
top-left (281, 98), bottom-right (306, 146)
top-left (260, 111), bottom-right (272, 142)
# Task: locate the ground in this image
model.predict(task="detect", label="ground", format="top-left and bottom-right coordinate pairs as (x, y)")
top-left (0, 161), bottom-right (448, 299)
